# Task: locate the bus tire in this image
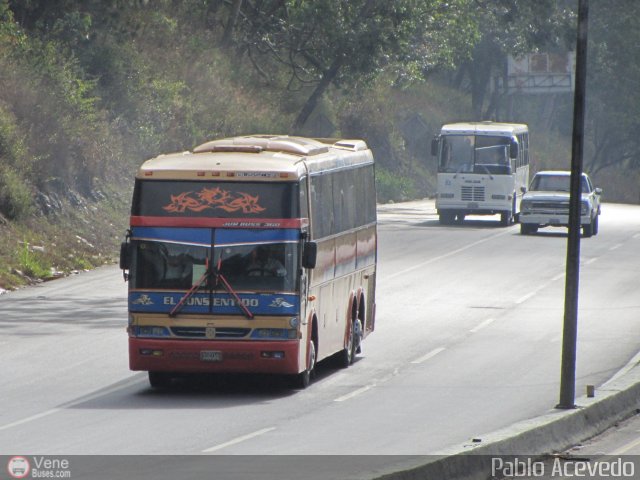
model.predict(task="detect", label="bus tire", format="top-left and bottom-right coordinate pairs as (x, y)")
top-left (293, 339), bottom-right (316, 389)
top-left (439, 212), bottom-right (455, 225)
top-left (500, 210), bottom-right (513, 226)
top-left (148, 371), bottom-right (172, 389)
top-left (339, 319), bottom-right (360, 368)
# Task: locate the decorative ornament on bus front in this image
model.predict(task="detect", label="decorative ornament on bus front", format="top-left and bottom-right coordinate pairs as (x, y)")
top-left (163, 187), bottom-right (266, 214)
top-left (269, 298), bottom-right (294, 308)
top-left (132, 294), bottom-right (154, 305)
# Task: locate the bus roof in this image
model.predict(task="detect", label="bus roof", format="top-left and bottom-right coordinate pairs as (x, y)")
top-left (440, 121), bottom-right (528, 136)
top-left (137, 135), bottom-right (373, 180)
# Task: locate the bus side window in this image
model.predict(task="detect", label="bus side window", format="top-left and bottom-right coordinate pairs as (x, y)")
top-left (299, 178), bottom-right (308, 220)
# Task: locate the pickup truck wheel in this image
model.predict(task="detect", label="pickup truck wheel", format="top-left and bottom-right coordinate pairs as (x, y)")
top-left (583, 218), bottom-right (594, 238)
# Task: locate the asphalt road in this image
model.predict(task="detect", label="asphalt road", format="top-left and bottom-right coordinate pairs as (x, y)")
top-left (1, 201), bottom-right (639, 473)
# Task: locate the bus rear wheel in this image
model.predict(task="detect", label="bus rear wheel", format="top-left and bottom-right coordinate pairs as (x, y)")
top-left (339, 320), bottom-right (355, 368)
top-left (500, 210), bottom-right (513, 226)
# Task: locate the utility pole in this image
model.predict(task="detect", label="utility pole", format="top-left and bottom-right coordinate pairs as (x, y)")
top-left (557, 0), bottom-right (589, 410)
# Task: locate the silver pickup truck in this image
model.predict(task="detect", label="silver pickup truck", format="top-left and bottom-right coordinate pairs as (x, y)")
top-left (519, 170), bottom-right (602, 237)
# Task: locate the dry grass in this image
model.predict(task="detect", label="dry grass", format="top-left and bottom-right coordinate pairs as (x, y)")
top-left (0, 186), bottom-right (129, 291)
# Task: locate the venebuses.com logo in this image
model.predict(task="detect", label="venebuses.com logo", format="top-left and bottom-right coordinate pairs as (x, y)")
top-left (6, 456), bottom-right (72, 479)
top-left (7, 456), bottom-right (30, 479)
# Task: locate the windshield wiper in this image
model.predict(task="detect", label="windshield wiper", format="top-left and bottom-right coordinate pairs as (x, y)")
top-left (170, 256), bottom-right (255, 320)
top-left (213, 258), bottom-right (254, 319)
top-left (170, 259), bottom-right (210, 317)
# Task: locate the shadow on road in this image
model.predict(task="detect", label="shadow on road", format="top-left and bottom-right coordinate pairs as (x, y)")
top-left (65, 355), bottom-right (353, 410)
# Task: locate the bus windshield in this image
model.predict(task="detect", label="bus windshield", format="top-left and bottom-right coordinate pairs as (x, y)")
top-left (131, 240), bottom-right (299, 293)
top-left (439, 135), bottom-right (511, 174)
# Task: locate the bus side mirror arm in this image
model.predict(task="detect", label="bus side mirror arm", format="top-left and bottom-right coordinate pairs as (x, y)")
top-left (302, 241), bottom-right (317, 269)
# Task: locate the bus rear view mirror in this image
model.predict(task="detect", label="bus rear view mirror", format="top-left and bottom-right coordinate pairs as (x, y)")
top-left (431, 138), bottom-right (439, 157)
top-left (302, 241), bottom-right (317, 269)
top-left (119, 242), bottom-right (131, 271)
top-left (509, 138), bottom-right (519, 159)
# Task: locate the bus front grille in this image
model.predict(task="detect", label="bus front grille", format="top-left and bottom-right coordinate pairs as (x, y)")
top-left (170, 327), bottom-right (251, 339)
top-left (461, 186), bottom-right (485, 202)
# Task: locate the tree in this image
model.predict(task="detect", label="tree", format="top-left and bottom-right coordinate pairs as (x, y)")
top-left (451, 0), bottom-right (575, 119)
top-left (232, 0), bottom-right (478, 132)
top-left (584, 0), bottom-right (640, 175)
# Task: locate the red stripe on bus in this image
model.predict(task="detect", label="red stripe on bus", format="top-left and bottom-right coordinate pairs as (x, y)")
top-left (130, 216), bottom-right (308, 229)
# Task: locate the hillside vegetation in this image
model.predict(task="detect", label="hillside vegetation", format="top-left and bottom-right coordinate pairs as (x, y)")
top-left (0, 0), bottom-right (638, 289)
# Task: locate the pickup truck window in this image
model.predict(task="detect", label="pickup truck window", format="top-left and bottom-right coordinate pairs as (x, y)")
top-left (531, 175), bottom-right (590, 193)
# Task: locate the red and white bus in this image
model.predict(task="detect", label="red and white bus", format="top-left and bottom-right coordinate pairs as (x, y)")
top-left (120, 135), bottom-right (377, 388)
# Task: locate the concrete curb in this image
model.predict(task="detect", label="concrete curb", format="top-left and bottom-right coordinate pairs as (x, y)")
top-left (371, 363), bottom-right (640, 480)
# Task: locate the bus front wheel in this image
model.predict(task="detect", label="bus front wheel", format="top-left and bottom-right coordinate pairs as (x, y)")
top-left (148, 371), bottom-right (172, 389)
top-left (293, 339), bottom-right (316, 389)
top-left (439, 212), bottom-right (455, 225)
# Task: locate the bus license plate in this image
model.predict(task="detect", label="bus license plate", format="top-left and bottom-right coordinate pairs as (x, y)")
top-left (200, 350), bottom-right (223, 362)
top-left (467, 202), bottom-right (479, 209)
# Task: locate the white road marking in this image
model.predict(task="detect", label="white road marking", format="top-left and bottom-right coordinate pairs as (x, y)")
top-left (334, 385), bottom-right (373, 402)
top-left (469, 318), bottom-right (495, 333)
top-left (385, 230), bottom-right (513, 281)
top-left (609, 243), bottom-right (623, 251)
top-left (515, 271), bottom-right (565, 305)
top-left (515, 291), bottom-right (537, 305)
top-left (612, 436), bottom-right (640, 455)
top-left (0, 375), bottom-right (143, 432)
top-left (202, 427), bottom-right (276, 453)
top-left (411, 346), bottom-right (446, 364)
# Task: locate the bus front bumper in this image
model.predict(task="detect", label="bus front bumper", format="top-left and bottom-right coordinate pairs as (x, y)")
top-left (129, 338), bottom-right (301, 375)
top-left (436, 201), bottom-right (511, 216)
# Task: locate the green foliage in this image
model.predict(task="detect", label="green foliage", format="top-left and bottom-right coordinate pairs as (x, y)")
top-left (375, 168), bottom-right (418, 204)
top-left (0, 0), bottom-right (639, 285)
top-left (0, 168), bottom-right (33, 220)
top-left (583, 0), bottom-right (640, 176)
top-left (18, 241), bottom-right (51, 279)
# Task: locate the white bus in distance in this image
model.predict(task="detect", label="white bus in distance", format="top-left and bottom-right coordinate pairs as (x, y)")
top-left (431, 122), bottom-right (530, 226)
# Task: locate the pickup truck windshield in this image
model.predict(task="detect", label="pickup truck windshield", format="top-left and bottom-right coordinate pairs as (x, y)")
top-left (531, 175), bottom-right (590, 193)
